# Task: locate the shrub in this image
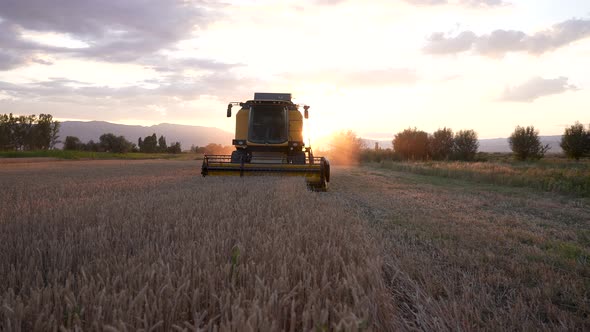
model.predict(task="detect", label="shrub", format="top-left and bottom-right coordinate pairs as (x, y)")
top-left (393, 128), bottom-right (429, 160)
top-left (560, 122), bottom-right (590, 160)
top-left (509, 126), bottom-right (550, 161)
top-left (360, 148), bottom-right (399, 163)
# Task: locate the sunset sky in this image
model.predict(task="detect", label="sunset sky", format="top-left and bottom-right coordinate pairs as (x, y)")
top-left (0, 0), bottom-right (589, 141)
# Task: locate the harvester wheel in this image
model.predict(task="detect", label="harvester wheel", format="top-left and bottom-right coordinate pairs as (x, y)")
top-left (231, 150), bottom-right (250, 163)
top-left (290, 152), bottom-right (306, 164)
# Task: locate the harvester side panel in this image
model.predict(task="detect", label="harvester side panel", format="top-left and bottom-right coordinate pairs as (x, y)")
top-left (235, 107), bottom-right (249, 141)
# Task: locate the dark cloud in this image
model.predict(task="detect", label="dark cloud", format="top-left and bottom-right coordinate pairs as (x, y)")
top-left (0, 0), bottom-right (219, 68)
top-left (0, 50), bottom-right (28, 70)
top-left (424, 18), bottom-right (590, 56)
top-left (500, 76), bottom-right (578, 102)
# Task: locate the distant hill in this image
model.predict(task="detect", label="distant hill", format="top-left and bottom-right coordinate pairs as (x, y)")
top-left (363, 136), bottom-right (563, 153)
top-left (477, 135), bottom-right (562, 153)
top-left (59, 121), bottom-right (233, 149)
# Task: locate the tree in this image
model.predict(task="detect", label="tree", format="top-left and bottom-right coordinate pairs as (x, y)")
top-left (560, 122), bottom-right (589, 160)
top-left (328, 130), bottom-right (365, 165)
top-left (64, 136), bottom-right (82, 150)
top-left (99, 133), bottom-right (133, 153)
top-left (508, 126), bottom-right (550, 161)
top-left (167, 142), bottom-right (182, 154)
top-left (158, 135), bottom-right (167, 152)
top-left (0, 114), bottom-right (11, 150)
top-left (14, 115), bottom-right (36, 150)
top-left (34, 114), bottom-right (52, 149)
top-left (0, 113), bottom-right (60, 151)
top-left (84, 140), bottom-right (99, 152)
top-left (429, 127), bottom-right (454, 160)
top-left (453, 129), bottom-right (479, 161)
top-left (141, 133), bottom-right (158, 153)
top-left (392, 127), bottom-right (429, 160)
top-left (49, 119), bottom-right (60, 149)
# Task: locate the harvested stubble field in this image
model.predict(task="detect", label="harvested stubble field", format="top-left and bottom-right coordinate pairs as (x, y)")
top-left (1, 159), bottom-right (589, 331)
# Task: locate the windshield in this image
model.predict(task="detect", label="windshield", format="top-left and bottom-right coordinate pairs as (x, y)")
top-left (248, 105), bottom-right (288, 144)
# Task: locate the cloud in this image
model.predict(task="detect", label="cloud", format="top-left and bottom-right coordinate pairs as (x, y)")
top-left (31, 57), bottom-right (54, 66)
top-left (459, 0), bottom-right (506, 6)
top-left (403, 0), bottom-right (507, 6)
top-left (345, 68), bottom-right (418, 86)
top-left (0, 0), bottom-right (218, 67)
top-left (283, 68), bottom-right (417, 87)
top-left (424, 18), bottom-right (590, 56)
top-left (403, 0), bottom-right (447, 5)
top-left (144, 56), bottom-right (242, 73)
top-left (313, 0), bottom-right (347, 4)
top-left (0, 70), bottom-right (258, 101)
top-left (0, 50), bottom-right (28, 70)
top-left (423, 31), bottom-right (477, 54)
top-left (500, 76), bottom-right (578, 102)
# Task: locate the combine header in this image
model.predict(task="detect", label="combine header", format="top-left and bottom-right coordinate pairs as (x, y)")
top-left (201, 93), bottom-right (330, 191)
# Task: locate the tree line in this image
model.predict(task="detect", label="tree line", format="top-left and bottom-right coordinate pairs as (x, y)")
top-left (0, 113), bottom-right (60, 151)
top-left (507, 122), bottom-right (590, 161)
top-left (65, 133), bottom-right (181, 154)
top-left (357, 127), bottom-right (480, 163)
top-left (353, 121), bottom-right (590, 163)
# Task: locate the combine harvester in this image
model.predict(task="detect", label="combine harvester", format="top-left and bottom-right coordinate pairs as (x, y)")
top-left (201, 93), bottom-right (330, 191)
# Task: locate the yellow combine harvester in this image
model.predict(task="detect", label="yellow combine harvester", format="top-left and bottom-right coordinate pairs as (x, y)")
top-left (201, 93), bottom-right (330, 190)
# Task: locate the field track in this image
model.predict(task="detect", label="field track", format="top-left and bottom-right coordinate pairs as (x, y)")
top-left (1, 159), bottom-right (589, 330)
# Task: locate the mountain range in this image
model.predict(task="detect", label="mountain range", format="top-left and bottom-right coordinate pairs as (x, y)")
top-left (59, 121), bottom-right (233, 149)
top-left (59, 121), bottom-right (563, 153)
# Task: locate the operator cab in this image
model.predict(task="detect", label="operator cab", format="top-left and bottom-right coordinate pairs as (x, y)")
top-left (248, 104), bottom-right (288, 144)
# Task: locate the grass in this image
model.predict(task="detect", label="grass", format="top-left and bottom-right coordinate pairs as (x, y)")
top-left (332, 166), bottom-right (590, 330)
top-left (373, 158), bottom-right (590, 197)
top-left (0, 150), bottom-right (202, 160)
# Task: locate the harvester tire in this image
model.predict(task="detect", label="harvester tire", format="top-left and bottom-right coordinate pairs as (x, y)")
top-left (290, 152), bottom-right (306, 164)
top-left (231, 150), bottom-right (250, 163)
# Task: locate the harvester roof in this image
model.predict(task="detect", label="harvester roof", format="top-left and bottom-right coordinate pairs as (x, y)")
top-left (253, 92), bottom-right (292, 101)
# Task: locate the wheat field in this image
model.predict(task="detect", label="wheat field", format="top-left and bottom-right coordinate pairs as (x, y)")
top-left (0, 160), bottom-right (392, 331)
top-left (1, 159), bottom-right (590, 331)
